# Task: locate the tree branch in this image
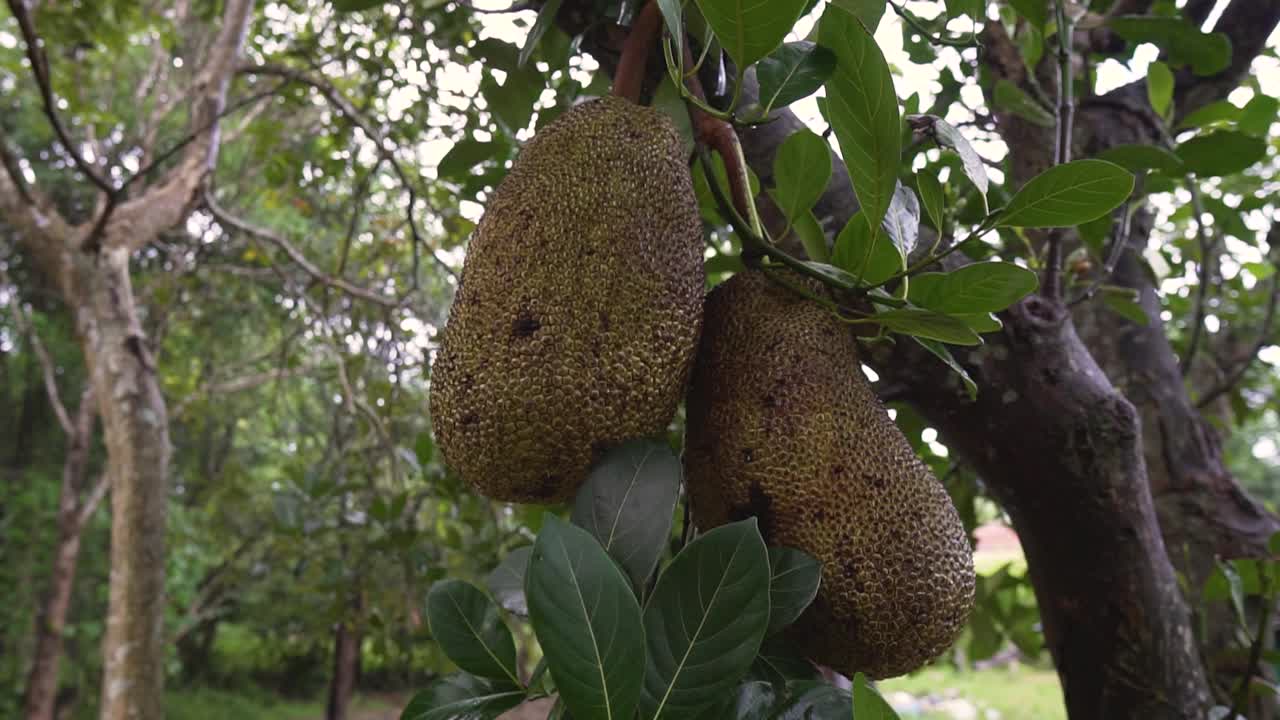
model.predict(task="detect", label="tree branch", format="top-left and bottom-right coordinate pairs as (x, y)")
top-left (237, 62), bottom-right (458, 282)
top-left (202, 189), bottom-right (400, 308)
top-left (0, 263), bottom-right (74, 434)
top-left (1175, 0), bottom-right (1280, 120)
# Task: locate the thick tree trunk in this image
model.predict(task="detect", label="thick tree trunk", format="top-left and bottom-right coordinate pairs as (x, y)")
top-left (68, 246), bottom-right (171, 720)
top-left (23, 393), bottom-right (101, 720)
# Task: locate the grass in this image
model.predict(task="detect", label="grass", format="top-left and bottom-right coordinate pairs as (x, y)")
top-left (878, 663), bottom-right (1066, 720)
top-left (165, 687), bottom-right (398, 720)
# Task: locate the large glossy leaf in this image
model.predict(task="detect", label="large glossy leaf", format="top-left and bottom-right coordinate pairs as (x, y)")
top-left (1007, 0), bottom-right (1046, 28)
top-left (831, 213), bottom-right (902, 286)
top-left (518, 0), bottom-right (562, 67)
top-left (873, 307), bottom-right (982, 345)
top-left (992, 80), bottom-right (1054, 127)
top-left (1176, 131), bottom-right (1268, 177)
top-left (1240, 95), bottom-right (1280, 136)
top-left (914, 337), bottom-right (978, 400)
top-left (1177, 99), bottom-right (1241, 130)
top-left (995, 160), bottom-right (1134, 228)
top-left (1096, 144), bottom-right (1183, 174)
top-left (819, 8), bottom-right (901, 237)
top-left (485, 547), bottom-right (532, 616)
top-left (852, 673), bottom-right (899, 719)
top-left (694, 0), bottom-right (810, 69)
top-left (906, 262), bottom-right (1039, 314)
top-left (425, 581), bottom-right (520, 685)
top-left (526, 515), bottom-right (646, 720)
top-left (570, 439), bottom-right (681, 591)
top-left (400, 675), bottom-right (525, 720)
top-left (1147, 60), bottom-right (1173, 117)
top-left (639, 519), bottom-right (771, 720)
top-left (933, 119), bottom-right (989, 211)
top-left (882, 181), bottom-right (921, 258)
top-left (757, 42), bottom-right (837, 114)
top-left (792, 209), bottom-right (830, 263)
top-left (830, 0), bottom-right (887, 30)
top-left (773, 129), bottom-right (833, 224)
top-left (1109, 16), bottom-right (1232, 76)
top-left (916, 170), bottom-right (945, 233)
top-left (437, 140), bottom-right (503, 180)
top-left (765, 547), bottom-right (821, 636)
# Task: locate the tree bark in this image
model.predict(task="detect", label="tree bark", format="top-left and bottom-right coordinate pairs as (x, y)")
top-left (23, 392), bottom-right (103, 720)
top-left (325, 610), bottom-right (363, 720)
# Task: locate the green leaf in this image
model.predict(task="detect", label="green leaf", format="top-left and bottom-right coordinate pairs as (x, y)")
top-left (773, 681), bottom-right (851, 718)
top-left (916, 170), bottom-right (946, 233)
top-left (425, 581), bottom-right (520, 685)
top-left (1007, 0), bottom-right (1047, 28)
top-left (332, 0), bottom-right (386, 11)
top-left (1147, 60), bottom-right (1173, 117)
top-left (518, 0), bottom-right (563, 67)
top-left (694, 0), bottom-right (810, 69)
top-left (693, 681), bottom-right (778, 720)
top-left (995, 160), bottom-right (1134, 228)
top-left (1239, 94), bottom-right (1280, 136)
top-left (820, 8), bottom-right (901, 236)
top-left (639, 519), bottom-right (771, 720)
top-left (1096, 144), bottom-right (1184, 174)
top-left (658, 0), bottom-right (684, 55)
top-left (1176, 131), bottom-right (1268, 177)
top-left (831, 214), bottom-right (903, 286)
top-left (944, 0), bottom-right (982, 21)
top-left (773, 129), bottom-right (833, 224)
top-left (852, 673), bottom-right (900, 719)
top-left (571, 439), bottom-right (682, 591)
top-left (757, 42), bottom-right (837, 113)
top-left (1177, 99), bottom-right (1240, 130)
top-left (765, 547), bottom-right (822, 636)
top-left (993, 80), bottom-right (1055, 127)
top-left (792, 210), bottom-right (830, 263)
top-left (526, 515), bottom-right (646, 720)
top-left (882, 182), bottom-right (921, 259)
top-left (485, 547), bottom-right (533, 616)
top-left (400, 675), bottom-right (524, 720)
top-left (913, 337), bottom-right (978, 400)
top-left (1101, 292), bottom-right (1148, 325)
top-left (954, 312), bottom-right (1003, 333)
top-left (830, 0), bottom-right (888, 30)
top-left (437, 140), bottom-right (503, 181)
top-left (933, 118), bottom-right (990, 211)
top-left (907, 262), bottom-right (1039, 314)
top-left (873, 307), bottom-right (982, 345)
top-left (1109, 16), bottom-right (1232, 76)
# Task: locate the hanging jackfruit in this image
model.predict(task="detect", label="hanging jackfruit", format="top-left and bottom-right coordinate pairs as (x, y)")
top-left (683, 270), bottom-right (975, 679)
top-left (430, 96), bottom-right (704, 503)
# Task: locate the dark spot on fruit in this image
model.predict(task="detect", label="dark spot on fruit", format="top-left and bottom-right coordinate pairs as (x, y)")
top-left (748, 480), bottom-right (775, 537)
top-left (813, 508), bottom-right (827, 522)
top-left (742, 448), bottom-right (755, 463)
top-left (512, 310), bottom-right (540, 338)
top-left (598, 311), bottom-right (611, 331)
top-left (460, 413), bottom-right (478, 426)
top-left (864, 472), bottom-right (886, 490)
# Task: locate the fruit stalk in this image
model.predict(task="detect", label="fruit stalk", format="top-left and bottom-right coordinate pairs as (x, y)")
top-left (612, 0), bottom-right (663, 103)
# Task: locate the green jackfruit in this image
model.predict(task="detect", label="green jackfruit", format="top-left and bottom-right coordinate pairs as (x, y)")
top-left (429, 96), bottom-right (704, 503)
top-left (684, 270), bottom-right (975, 679)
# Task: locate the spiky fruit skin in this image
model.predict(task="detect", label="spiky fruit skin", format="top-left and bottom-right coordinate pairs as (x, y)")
top-left (429, 96), bottom-right (704, 504)
top-left (684, 270), bottom-right (975, 679)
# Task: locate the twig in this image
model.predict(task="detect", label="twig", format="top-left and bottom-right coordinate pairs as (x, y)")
top-left (1067, 176), bottom-right (1143, 307)
top-left (1044, 0), bottom-right (1076, 300)
top-left (887, 1), bottom-right (981, 48)
top-left (1196, 234), bottom-right (1280, 408)
top-left (1180, 180), bottom-right (1219, 375)
top-left (0, 264), bottom-right (74, 434)
top-left (1226, 570), bottom-right (1273, 720)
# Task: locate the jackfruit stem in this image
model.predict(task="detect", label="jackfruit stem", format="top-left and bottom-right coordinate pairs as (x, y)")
top-left (612, 0), bottom-right (663, 103)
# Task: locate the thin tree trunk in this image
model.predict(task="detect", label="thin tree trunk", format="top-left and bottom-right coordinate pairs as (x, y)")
top-left (23, 392), bottom-right (102, 720)
top-left (325, 608), bottom-right (363, 720)
top-left (74, 247), bottom-right (172, 720)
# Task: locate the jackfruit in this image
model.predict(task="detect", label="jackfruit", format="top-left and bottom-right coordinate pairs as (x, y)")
top-left (683, 270), bottom-right (975, 679)
top-left (429, 96), bottom-right (704, 503)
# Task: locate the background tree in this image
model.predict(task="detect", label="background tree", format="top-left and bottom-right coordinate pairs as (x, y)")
top-left (1, 1), bottom-right (1278, 719)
